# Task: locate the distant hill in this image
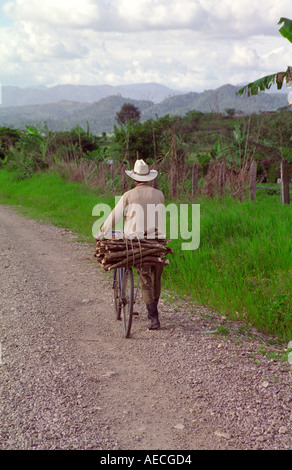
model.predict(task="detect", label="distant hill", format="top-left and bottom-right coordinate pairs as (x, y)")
top-left (67, 96), bottom-right (154, 134)
top-left (143, 84), bottom-right (289, 118)
top-left (1, 82), bottom-right (181, 107)
top-left (0, 83), bottom-right (289, 134)
top-left (0, 96), bottom-right (155, 134)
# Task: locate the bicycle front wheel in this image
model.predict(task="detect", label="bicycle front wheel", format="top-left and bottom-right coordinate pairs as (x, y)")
top-left (121, 267), bottom-right (134, 338)
top-left (113, 269), bottom-right (122, 320)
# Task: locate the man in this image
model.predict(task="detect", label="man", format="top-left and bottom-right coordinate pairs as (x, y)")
top-left (95, 159), bottom-right (165, 330)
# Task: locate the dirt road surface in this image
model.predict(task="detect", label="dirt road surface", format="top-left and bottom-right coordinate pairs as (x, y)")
top-left (0, 204), bottom-right (291, 450)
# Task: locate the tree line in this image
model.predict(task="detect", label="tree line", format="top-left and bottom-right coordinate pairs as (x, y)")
top-left (0, 102), bottom-right (291, 201)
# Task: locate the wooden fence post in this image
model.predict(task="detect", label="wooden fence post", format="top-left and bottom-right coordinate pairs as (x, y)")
top-left (218, 161), bottom-right (226, 197)
top-left (249, 161), bottom-right (257, 201)
top-left (281, 160), bottom-right (290, 205)
top-left (110, 162), bottom-right (115, 179)
top-left (171, 166), bottom-right (178, 199)
top-left (122, 163), bottom-right (127, 191)
top-left (171, 132), bottom-right (178, 199)
top-left (99, 162), bottom-right (104, 186)
top-left (192, 162), bottom-right (198, 198)
top-left (152, 165), bottom-right (158, 189)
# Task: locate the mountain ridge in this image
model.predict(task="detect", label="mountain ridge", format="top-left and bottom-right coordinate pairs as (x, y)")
top-left (0, 83), bottom-right (289, 134)
top-left (1, 82), bottom-right (182, 107)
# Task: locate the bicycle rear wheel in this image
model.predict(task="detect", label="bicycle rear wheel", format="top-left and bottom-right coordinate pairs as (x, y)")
top-left (113, 269), bottom-right (121, 320)
top-left (121, 267), bottom-right (134, 338)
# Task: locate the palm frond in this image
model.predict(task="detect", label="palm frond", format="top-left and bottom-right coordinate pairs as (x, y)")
top-left (236, 18), bottom-right (292, 97)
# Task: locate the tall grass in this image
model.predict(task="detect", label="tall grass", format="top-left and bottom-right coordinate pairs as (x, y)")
top-left (0, 169), bottom-right (109, 239)
top-left (166, 195), bottom-right (291, 340)
top-left (0, 169), bottom-right (291, 341)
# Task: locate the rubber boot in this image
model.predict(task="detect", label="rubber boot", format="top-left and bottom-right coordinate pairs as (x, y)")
top-left (146, 301), bottom-right (160, 330)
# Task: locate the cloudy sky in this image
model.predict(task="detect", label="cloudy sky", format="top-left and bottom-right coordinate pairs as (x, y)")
top-left (1, 0), bottom-right (292, 92)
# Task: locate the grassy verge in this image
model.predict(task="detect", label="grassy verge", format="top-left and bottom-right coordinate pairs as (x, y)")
top-left (167, 195), bottom-right (291, 341)
top-left (0, 169), bottom-right (108, 240)
top-left (0, 169), bottom-right (291, 341)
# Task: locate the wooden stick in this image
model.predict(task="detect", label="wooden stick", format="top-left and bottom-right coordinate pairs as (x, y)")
top-left (99, 237), bottom-right (168, 245)
top-left (104, 249), bottom-right (163, 264)
top-left (104, 246), bottom-right (166, 260)
top-left (100, 240), bottom-right (167, 248)
top-left (104, 257), bottom-right (169, 271)
top-left (95, 237), bottom-right (172, 271)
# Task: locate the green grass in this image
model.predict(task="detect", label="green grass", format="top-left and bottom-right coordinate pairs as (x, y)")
top-left (0, 169), bottom-right (110, 240)
top-left (0, 169), bottom-right (291, 341)
top-left (166, 194), bottom-right (292, 341)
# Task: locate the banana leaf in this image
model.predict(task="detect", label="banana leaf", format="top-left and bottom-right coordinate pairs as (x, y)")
top-left (237, 18), bottom-right (292, 97)
top-left (237, 67), bottom-right (292, 96)
top-left (278, 17), bottom-right (292, 43)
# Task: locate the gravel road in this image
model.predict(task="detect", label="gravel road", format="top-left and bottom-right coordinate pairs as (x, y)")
top-left (0, 204), bottom-right (291, 450)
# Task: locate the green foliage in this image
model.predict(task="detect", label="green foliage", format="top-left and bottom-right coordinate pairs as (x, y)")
top-left (0, 127), bottom-right (21, 160)
top-left (114, 112), bottom-right (205, 165)
top-left (0, 123), bottom-right (106, 179)
top-left (1, 107), bottom-right (291, 184)
top-left (281, 143), bottom-right (292, 163)
top-left (238, 67), bottom-right (292, 97)
top-left (278, 17), bottom-right (292, 43)
top-left (48, 124), bottom-right (102, 161)
top-left (114, 115), bottom-right (170, 163)
top-left (4, 125), bottom-right (50, 179)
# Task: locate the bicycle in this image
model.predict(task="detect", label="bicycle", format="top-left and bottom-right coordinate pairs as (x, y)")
top-left (113, 266), bottom-right (138, 338)
top-left (107, 230), bottom-right (168, 338)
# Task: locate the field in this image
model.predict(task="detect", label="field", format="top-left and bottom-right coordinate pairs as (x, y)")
top-left (0, 168), bottom-right (291, 342)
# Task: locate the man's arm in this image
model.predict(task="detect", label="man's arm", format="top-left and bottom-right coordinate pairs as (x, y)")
top-left (94, 195), bottom-right (124, 240)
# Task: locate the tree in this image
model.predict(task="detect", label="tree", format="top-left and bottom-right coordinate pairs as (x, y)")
top-left (225, 108), bottom-right (236, 118)
top-left (237, 18), bottom-right (292, 96)
top-left (115, 103), bottom-right (141, 125)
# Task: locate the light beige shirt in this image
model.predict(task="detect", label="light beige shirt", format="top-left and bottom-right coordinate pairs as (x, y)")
top-left (98, 183), bottom-right (165, 239)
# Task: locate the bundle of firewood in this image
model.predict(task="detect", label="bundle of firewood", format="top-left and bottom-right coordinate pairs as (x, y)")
top-left (94, 235), bottom-right (173, 271)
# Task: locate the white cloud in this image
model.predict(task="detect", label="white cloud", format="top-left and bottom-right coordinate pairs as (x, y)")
top-left (3, 0), bottom-right (100, 28)
top-left (1, 0), bottom-right (292, 91)
top-left (3, 0), bottom-right (291, 34)
top-left (116, 0), bottom-right (205, 30)
top-left (229, 45), bottom-right (259, 68)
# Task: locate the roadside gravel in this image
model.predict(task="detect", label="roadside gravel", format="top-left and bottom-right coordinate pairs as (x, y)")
top-left (0, 204), bottom-right (291, 450)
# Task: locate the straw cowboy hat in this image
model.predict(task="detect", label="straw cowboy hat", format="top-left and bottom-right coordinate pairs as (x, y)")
top-left (125, 159), bottom-right (158, 182)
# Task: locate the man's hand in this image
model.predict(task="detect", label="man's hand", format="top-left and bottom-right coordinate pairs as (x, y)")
top-left (94, 231), bottom-right (103, 241)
